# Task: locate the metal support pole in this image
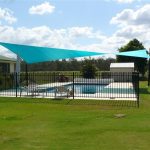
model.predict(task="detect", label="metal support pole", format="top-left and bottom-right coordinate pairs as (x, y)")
top-left (15, 72), bottom-right (18, 97)
top-left (15, 55), bottom-right (21, 85)
top-left (25, 64), bottom-right (28, 86)
top-left (73, 72), bottom-right (74, 99)
top-left (4, 73), bottom-right (6, 91)
top-left (148, 48), bottom-right (150, 86)
top-left (137, 72), bottom-right (140, 108)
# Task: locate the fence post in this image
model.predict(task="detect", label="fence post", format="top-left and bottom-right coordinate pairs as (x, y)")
top-left (73, 72), bottom-right (74, 99)
top-left (25, 64), bottom-right (28, 86)
top-left (4, 73), bottom-right (6, 91)
top-left (137, 72), bottom-right (140, 108)
top-left (54, 72), bottom-right (56, 83)
top-left (15, 72), bottom-right (18, 97)
top-left (148, 55), bottom-right (150, 86)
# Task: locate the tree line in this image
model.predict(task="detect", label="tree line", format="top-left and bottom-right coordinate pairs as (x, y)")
top-left (21, 57), bottom-right (115, 72)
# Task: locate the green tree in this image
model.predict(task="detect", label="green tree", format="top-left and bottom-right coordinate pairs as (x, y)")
top-left (21, 58), bottom-right (115, 72)
top-left (81, 58), bottom-right (98, 78)
top-left (117, 39), bottom-right (148, 76)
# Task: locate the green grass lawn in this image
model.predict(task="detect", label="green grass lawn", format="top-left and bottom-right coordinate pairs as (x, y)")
top-left (0, 81), bottom-right (150, 150)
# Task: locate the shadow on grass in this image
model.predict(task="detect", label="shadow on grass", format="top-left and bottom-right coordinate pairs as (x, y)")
top-left (140, 87), bottom-right (150, 94)
top-left (66, 99), bottom-right (138, 108)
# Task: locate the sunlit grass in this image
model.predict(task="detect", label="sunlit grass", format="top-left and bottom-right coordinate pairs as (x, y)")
top-left (0, 81), bottom-right (149, 150)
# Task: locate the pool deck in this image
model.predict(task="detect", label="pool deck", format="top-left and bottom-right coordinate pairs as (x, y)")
top-left (0, 94), bottom-right (137, 101)
top-left (105, 82), bottom-right (133, 88)
top-left (36, 82), bottom-right (72, 88)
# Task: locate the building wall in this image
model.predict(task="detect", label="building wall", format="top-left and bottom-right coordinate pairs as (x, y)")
top-left (10, 63), bottom-right (15, 73)
top-left (110, 72), bottom-right (133, 82)
top-left (110, 68), bottom-right (134, 82)
top-left (110, 68), bottom-right (134, 72)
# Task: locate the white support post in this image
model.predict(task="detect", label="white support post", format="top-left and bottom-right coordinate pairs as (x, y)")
top-left (16, 55), bottom-right (21, 73)
top-left (15, 55), bottom-right (21, 85)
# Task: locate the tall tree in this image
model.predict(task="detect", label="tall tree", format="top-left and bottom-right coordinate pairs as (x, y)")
top-left (81, 58), bottom-right (98, 78)
top-left (117, 39), bottom-right (147, 76)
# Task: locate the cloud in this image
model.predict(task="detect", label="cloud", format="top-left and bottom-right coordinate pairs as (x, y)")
top-left (114, 25), bottom-right (150, 48)
top-left (29, 1), bottom-right (55, 15)
top-left (0, 7), bottom-right (17, 24)
top-left (0, 25), bottom-right (113, 58)
top-left (110, 4), bottom-right (150, 27)
top-left (1, 2), bottom-right (150, 61)
top-left (105, 0), bottom-right (141, 4)
top-left (1, 24), bottom-right (148, 59)
top-left (110, 4), bottom-right (150, 50)
top-left (0, 26), bottom-right (104, 48)
top-left (1, 4), bottom-right (150, 59)
top-left (115, 25), bottom-right (145, 38)
top-left (0, 24), bottom-right (149, 59)
top-left (115, 0), bottom-right (140, 3)
top-left (68, 27), bottom-right (94, 38)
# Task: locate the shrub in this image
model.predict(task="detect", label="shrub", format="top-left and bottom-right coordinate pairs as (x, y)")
top-left (81, 59), bottom-right (98, 78)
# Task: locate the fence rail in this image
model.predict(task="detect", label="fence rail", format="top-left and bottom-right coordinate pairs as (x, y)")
top-left (0, 72), bottom-right (139, 106)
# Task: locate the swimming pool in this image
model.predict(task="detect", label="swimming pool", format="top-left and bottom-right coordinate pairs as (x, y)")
top-left (48, 84), bottom-right (106, 94)
top-left (70, 84), bottom-right (106, 94)
top-left (47, 83), bottom-right (135, 95)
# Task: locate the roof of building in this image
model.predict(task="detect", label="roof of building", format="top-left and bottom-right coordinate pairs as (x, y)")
top-left (110, 63), bottom-right (134, 68)
top-left (0, 55), bottom-right (16, 62)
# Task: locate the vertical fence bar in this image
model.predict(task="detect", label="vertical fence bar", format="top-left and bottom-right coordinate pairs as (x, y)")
top-left (132, 72), bottom-right (134, 99)
top-left (148, 56), bottom-right (150, 86)
top-left (25, 64), bottom-right (28, 86)
top-left (4, 73), bottom-right (6, 93)
top-left (148, 49), bottom-right (150, 86)
top-left (73, 72), bottom-right (74, 99)
top-left (137, 72), bottom-right (140, 108)
top-left (53, 72), bottom-right (55, 83)
top-left (15, 72), bottom-right (18, 97)
top-left (20, 73), bottom-right (21, 97)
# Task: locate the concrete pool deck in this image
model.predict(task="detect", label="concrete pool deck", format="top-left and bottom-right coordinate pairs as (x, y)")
top-left (106, 82), bottom-right (134, 88)
top-left (36, 82), bottom-right (72, 88)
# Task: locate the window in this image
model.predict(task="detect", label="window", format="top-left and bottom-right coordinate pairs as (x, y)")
top-left (0, 63), bottom-right (10, 73)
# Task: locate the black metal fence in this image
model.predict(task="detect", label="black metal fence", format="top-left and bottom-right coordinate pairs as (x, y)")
top-left (0, 72), bottom-right (139, 106)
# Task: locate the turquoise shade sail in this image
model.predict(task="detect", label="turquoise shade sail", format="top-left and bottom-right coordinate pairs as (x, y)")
top-left (115, 49), bottom-right (149, 59)
top-left (0, 42), bottom-right (105, 64)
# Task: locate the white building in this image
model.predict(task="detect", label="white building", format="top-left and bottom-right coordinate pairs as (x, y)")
top-left (0, 55), bottom-right (16, 73)
top-left (110, 63), bottom-right (135, 82)
top-left (110, 63), bottom-right (134, 72)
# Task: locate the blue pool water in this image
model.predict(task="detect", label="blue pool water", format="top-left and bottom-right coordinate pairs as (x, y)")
top-left (48, 84), bottom-right (135, 94)
top-left (68, 84), bottom-right (106, 94)
top-left (48, 84), bottom-right (106, 94)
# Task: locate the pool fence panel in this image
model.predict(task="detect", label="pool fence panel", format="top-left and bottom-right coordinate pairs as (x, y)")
top-left (0, 72), bottom-right (139, 106)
